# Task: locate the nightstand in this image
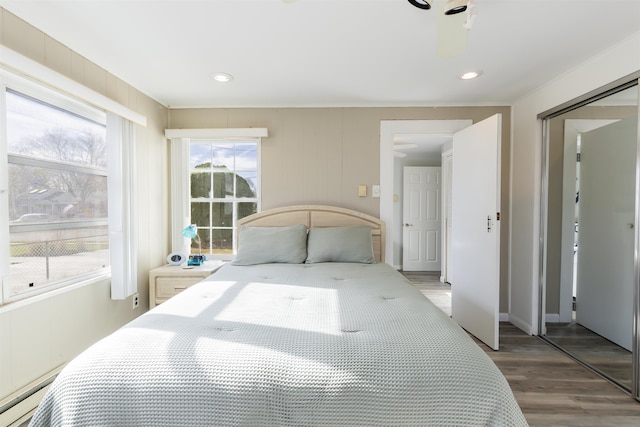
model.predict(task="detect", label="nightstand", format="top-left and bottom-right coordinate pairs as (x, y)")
top-left (149, 260), bottom-right (225, 308)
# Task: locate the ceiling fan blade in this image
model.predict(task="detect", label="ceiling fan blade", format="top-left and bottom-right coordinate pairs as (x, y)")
top-left (437, 0), bottom-right (468, 57)
top-left (394, 151), bottom-right (408, 158)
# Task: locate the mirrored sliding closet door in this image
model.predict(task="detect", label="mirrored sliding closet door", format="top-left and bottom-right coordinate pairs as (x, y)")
top-left (540, 76), bottom-right (640, 399)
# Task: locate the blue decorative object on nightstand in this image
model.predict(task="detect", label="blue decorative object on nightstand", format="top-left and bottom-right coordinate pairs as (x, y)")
top-left (182, 224), bottom-right (204, 266)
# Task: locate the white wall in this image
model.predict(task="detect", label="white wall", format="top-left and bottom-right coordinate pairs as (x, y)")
top-left (509, 32), bottom-right (640, 335)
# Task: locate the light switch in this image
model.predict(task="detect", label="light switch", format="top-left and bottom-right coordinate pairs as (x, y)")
top-left (372, 185), bottom-right (380, 198)
top-left (358, 185), bottom-right (367, 197)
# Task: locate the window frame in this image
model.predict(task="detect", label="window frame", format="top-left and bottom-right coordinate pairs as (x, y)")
top-left (166, 128), bottom-right (268, 261)
top-left (6, 87), bottom-right (110, 233)
top-left (0, 63), bottom-right (139, 305)
top-left (190, 139), bottom-right (260, 257)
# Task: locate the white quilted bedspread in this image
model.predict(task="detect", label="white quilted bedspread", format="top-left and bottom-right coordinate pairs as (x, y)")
top-left (31, 263), bottom-right (527, 426)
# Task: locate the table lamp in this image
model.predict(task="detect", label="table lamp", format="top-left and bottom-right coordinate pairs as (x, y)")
top-left (182, 224), bottom-right (204, 266)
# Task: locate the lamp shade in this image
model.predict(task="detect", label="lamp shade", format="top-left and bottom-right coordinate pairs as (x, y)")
top-left (182, 224), bottom-right (198, 239)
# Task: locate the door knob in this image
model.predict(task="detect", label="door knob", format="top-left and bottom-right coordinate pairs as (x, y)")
top-left (404, 223), bottom-right (413, 227)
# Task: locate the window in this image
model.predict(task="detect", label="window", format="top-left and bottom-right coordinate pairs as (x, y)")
top-left (189, 140), bottom-right (259, 256)
top-left (0, 65), bottom-right (139, 303)
top-left (4, 87), bottom-right (109, 301)
top-left (166, 129), bottom-right (267, 260)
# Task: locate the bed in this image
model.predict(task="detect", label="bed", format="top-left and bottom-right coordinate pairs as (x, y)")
top-left (30, 205), bottom-right (527, 426)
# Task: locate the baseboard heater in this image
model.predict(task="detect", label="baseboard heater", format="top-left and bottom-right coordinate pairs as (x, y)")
top-left (0, 367), bottom-right (62, 426)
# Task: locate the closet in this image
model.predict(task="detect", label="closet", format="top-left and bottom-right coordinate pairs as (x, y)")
top-left (540, 77), bottom-right (640, 398)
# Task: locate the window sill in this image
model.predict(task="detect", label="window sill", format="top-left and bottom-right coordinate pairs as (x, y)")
top-left (0, 271), bottom-right (111, 314)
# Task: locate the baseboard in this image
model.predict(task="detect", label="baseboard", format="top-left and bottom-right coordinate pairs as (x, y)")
top-left (1, 387), bottom-right (47, 427)
top-left (0, 366), bottom-right (62, 427)
top-left (508, 313), bottom-right (535, 335)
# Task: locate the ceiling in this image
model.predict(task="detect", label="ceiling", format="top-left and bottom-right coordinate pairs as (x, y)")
top-left (394, 133), bottom-right (452, 156)
top-left (1, 0), bottom-right (639, 110)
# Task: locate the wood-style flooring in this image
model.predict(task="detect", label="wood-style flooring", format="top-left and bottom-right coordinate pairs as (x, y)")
top-left (403, 270), bottom-right (640, 426)
top-left (546, 322), bottom-right (633, 390)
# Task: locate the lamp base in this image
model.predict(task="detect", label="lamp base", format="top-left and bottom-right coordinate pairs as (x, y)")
top-left (187, 255), bottom-right (205, 266)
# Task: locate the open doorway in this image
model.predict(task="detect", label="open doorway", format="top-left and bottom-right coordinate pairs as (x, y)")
top-left (381, 117), bottom-right (504, 350)
top-left (379, 120), bottom-right (471, 269)
top-left (380, 120), bottom-right (471, 317)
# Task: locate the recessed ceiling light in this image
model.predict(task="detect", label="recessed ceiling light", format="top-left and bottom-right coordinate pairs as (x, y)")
top-left (210, 72), bottom-right (233, 83)
top-left (460, 70), bottom-right (482, 80)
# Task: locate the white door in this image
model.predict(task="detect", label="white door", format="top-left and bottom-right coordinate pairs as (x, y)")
top-left (559, 120), bottom-right (619, 324)
top-left (451, 114), bottom-right (501, 350)
top-left (402, 167), bottom-right (441, 271)
top-left (576, 117), bottom-right (636, 351)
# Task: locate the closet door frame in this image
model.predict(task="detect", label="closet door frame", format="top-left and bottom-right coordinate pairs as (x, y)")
top-left (537, 73), bottom-right (640, 400)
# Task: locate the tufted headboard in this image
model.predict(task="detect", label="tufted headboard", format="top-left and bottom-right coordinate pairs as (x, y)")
top-left (237, 205), bottom-right (386, 263)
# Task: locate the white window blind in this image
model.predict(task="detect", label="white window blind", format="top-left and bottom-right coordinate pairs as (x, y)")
top-left (107, 113), bottom-right (137, 300)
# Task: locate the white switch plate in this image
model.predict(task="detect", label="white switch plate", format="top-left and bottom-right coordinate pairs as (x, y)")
top-left (358, 185), bottom-right (367, 197)
top-left (372, 185), bottom-right (380, 198)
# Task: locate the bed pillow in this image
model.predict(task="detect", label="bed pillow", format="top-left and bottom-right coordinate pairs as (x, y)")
top-left (233, 224), bottom-right (308, 265)
top-left (306, 225), bottom-right (375, 264)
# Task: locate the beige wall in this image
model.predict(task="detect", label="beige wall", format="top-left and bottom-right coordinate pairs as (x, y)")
top-left (169, 107), bottom-right (511, 215)
top-left (0, 8), bottom-right (169, 409)
top-left (169, 106), bottom-right (512, 312)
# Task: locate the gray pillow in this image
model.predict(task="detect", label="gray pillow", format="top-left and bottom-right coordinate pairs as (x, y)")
top-left (233, 224), bottom-right (308, 265)
top-left (306, 225), bottom-right (375, 264)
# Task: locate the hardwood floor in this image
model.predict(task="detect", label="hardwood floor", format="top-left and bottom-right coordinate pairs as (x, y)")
top-left (403, 270), bottom-right (640, 426)
top-left (403, 271), bottom-right (451, 316)
top-left (546, 322), bottom-right (633, 389)
top-left (485, 323), bottom-right (640, 426)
